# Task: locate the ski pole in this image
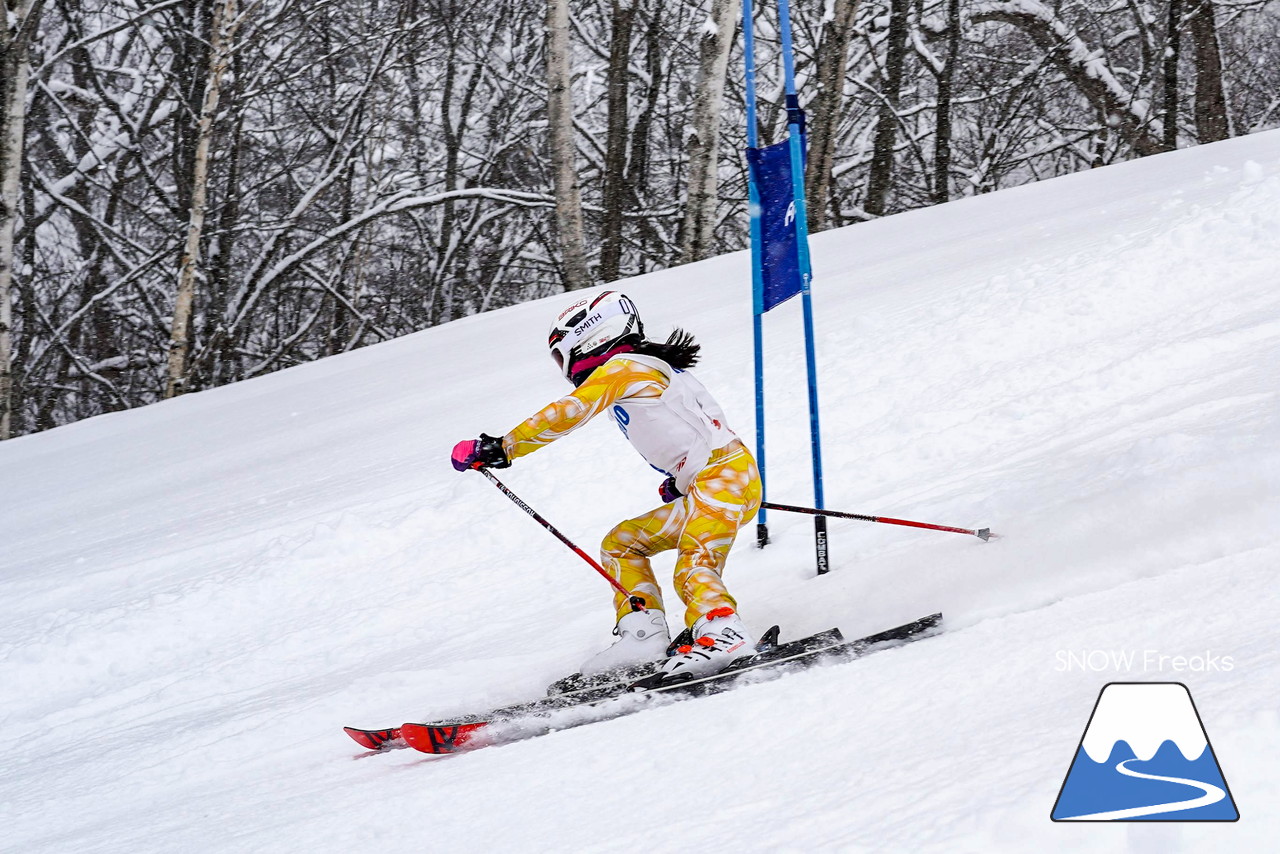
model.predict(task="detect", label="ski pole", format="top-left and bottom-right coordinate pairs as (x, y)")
top-left (761, 501), bottom-right (995, 541)
top-left (474, 468), bottom-right (647, 611)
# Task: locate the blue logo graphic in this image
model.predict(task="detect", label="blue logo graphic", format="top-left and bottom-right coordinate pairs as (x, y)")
top-left (1052, 682), bottom-right (1238, 822)
top-left (612, 405), bottom-right (630, 438)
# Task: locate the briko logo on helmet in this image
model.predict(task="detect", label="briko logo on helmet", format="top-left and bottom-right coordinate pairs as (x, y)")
top-left (548, 291), bottom-right (643, 383)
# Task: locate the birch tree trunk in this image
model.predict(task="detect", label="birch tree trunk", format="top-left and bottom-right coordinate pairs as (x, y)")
top-left (166, 0), bottom-right (239, 399)
top-left (1188, 0), bottom-right (1231, 143)
top-left (679, 0), bottom-right (736, 264)
top-left (806, 0), bottom-right (858, 231)
top-left (0, 0), bottom-right (45, 439)
top-left (546, 0), bottom-right (592, 290)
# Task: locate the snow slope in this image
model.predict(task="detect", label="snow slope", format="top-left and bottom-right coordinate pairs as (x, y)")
top-left (3, 132), bottom-right (1279, 853)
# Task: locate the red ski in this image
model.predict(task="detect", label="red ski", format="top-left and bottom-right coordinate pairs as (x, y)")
top-left (344, 721), bottom-right (491, 753)
top-left (343, 726), bottom-right (401, 751)
top-left (399, 721), bottom-right (490, 754)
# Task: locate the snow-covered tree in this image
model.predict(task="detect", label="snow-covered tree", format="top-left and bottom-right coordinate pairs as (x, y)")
top-left (4, 0), bottom-right (1277, 437)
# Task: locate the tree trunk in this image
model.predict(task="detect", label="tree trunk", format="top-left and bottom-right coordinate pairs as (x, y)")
top-left (933, 0), bottom-right (961, 203)
top-left (621, 3), bottom-right (669, 267)
top-left (679, 0), bottom-right (737, 264)
top-left (546, 0), bottom-right (592, 290)
top-left (1162, 0), bottom-right (1184, 151)
top-left (1188, 0), bottom-right (1231, 143)
top-left (0, 0), bottom-right (45, 439)
top-left (806, 0), bottom-right (858, 231)
top-left (627, 3), bottom-right (663, 200)
top-left (864, 0), bottom-right (909, 218)
top-left (167, 0), bottom-right (238, 399)
top-left (600, 0), bottom-right (635, 283)
top-left (201, 64), bottom-right (244, 388)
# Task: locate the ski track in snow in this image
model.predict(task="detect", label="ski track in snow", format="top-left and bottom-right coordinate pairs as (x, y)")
top-left (3, 133), bottom-right (1280, 852)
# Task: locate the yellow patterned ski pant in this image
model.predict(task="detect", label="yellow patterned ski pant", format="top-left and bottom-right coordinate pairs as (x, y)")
top-left (601, 440), bottom-right (762, 628)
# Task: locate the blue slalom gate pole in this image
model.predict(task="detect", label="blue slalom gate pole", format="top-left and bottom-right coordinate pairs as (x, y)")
top-left (744, 0), bottom-right (770, 548)
top-left (776, 0), bottom-right (828, 573)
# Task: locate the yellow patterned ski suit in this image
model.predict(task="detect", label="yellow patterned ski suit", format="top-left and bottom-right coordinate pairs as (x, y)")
top-left (503, 357), bottom-right (761, 628)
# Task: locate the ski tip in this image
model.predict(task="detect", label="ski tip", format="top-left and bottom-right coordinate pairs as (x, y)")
top-left (344, 726), bottom-right (401, 751)
top-left (400, 721), bottom-right (488, 755)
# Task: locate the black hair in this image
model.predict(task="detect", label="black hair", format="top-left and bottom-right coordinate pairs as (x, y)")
top-left (632, 328), bottom-right (701, 370)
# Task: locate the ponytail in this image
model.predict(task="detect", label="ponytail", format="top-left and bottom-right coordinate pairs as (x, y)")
top-left (633, 328), bottom-right (701, 370)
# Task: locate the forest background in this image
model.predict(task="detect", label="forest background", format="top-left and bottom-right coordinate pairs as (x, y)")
top-left (1, 0), bottom-right (1275, 438)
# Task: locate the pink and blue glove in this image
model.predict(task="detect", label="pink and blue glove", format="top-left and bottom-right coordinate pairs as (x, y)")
top-left (658, 475), bottom-right (682, 503)
top-left (451, 433), bottom-right (510, 471)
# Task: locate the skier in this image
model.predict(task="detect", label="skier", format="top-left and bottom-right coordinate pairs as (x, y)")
top-left (451, 291), bottom-right (762, 680)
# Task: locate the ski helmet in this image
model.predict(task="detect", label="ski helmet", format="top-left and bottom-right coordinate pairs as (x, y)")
top-left (547, 291), bottom-right (644, 384)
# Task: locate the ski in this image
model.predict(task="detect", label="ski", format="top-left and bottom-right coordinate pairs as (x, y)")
top-left (342, 726), bottom-right (402, 751)
top-left (344, 667), bottom-right (666, 752)
top-left (377, 612), bottom-right (941, 756)
top-left (343, 625), bottom-right (809, 752)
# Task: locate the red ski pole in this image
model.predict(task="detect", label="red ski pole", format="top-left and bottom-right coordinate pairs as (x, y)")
top-left (475, 468), bottom-right (647, 611)
top-left (761, 501), bottom-right (995, 541)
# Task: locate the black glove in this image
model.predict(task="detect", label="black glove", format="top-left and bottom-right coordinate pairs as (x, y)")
top-left (658, 475), bottom-right (682, 503)
top-left (450, 433), bottom-right (511, 471)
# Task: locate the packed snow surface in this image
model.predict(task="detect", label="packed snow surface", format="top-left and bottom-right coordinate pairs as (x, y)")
top-left (4, 132), bottom-right (1280, 852)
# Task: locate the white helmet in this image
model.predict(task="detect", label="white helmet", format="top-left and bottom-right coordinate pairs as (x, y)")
top-left (547, 291), bottom-right (644, 384)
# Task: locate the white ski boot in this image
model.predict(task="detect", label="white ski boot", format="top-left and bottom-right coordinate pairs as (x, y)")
top-left (580, 609), bottom-right (671, 676)
top-left (660, 607), bottom-right (754, 680)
